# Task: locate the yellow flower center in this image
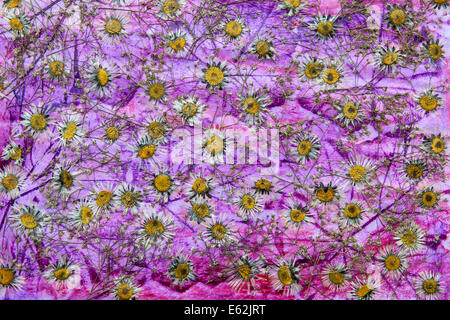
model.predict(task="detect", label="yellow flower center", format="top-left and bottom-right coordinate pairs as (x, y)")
top-left (9, 17), bottom-right (23, 31)
top-left (80, 206), bottom-right (93, 225)
top-left (145, 219), bottom-right (164, 236)
top-left (348, 165), bottom-right (367, 183)
top-left (277, 265), bottom-right (293, 286)
top-left (384, 255), bottom-right (401, 271)
top-left (255, 40), bottom-right (270, 56)
top-left (106, 126), bottom-right (120, 141)
top-left (63, 122), bottom-right (77, 141)
top-left (192, 178), bottom-right (208, 195)
top-left (148, 83), bottom-right (165, 100)
top-left (7, 0), bottom-right (22, 9)
top-left (20, 213), bottom-right (37, 229)
top-left (117, 283), bottom-right (134, 300)
top-left (343, 102), bottom-right (358, 119)
top-left (225, 21), bottom-right (242, 38)
top-left (382, 53), bottom-right (398, 65)
top-left (422, 191), bottom-right (437, 207)
top-left (163, 0), bottom-right (179, 15)
top-left (97, 68), bottom-right (109, 87)
top-left (0, 268), bottom-right (15, 286)
top-left (175, 263), bottom-right (190, 280)
top-left (255, 178), bottom-right (271, 192)
top-left (323, 68), bottom-right (340, 84)
top-left (343, 203), bottom-right (361, 219)
top-left (181, 103), bottom-right (198, 117)
top-left (204, 66), bottom-right (224, 86)
top-left (401, 229), bottom-right (417, 247)
top-left (169, 37), bottom-right (186, 51)
top-left (30, 114), bottom-right (47, 131)
top-left (242, 194), bottom-right (256, 210)
top-left (49, 61), bottom-right (64, 77)
top-left (105, 18), bottom-right (122, 35)
top-left (419, 95), bottom-right (438, 111)
top-left (154, 174), bottom-right (171, 192)
top-left (1, 174), bottom-right (18, 191)
top-left (59, 170), bottom-right (73, 189)
top-left (428, 44), bottom-right (443, 60)
top-left (328, 271), bottom-right (344, 285)
top-left (9, 146), bottom-right (22, 161)
top-left (431, 137), bottom-right (444, 154)
top-left (243, 97), bottom-right (260, 115)
top-left (192, 203), bottom-right (210, 219)
top-left (316, 187), bottom-right (335, 203)
top-left (147, 121), bottom-right (165, 139)
top-left (204, 135), bottom-right (224, 156)
top-left (305, 62), bottom-right (322, 79)
top-left (237, 263), bottom-right (251, 280)
top-left (53, 267), bottom-right (70, 281)
top-left (389, 9), bottom-right (407, 26)
top-left (290, 209), bottom-right (306, 223)
top-left (284, 0), bottom-right (301, 7)
top-left (138, 145), bottom-right (156, 159)
top-left (317, 21), bottom-right (333, 36)
top-left (297, 140), bottom-right (311, 156)
top-left (406, 164), bottom-right (423, 179)
top-left (422, 279), bottom-right (438, 294)
top-left (96, 190), bottom-right (112, 207)
top-left (356, 284), bottom-right (371, 298)
top-left (211, 223), bottom-right (226, 240)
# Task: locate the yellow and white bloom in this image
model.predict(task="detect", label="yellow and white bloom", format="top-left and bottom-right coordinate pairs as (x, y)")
top-left (112, 276), bottom-right (141, 300)
top-left (219, 16), bottom-right (247, 41)
top-left (3, 11), bottom-right (31, 38)
top-left (277, 0), bottom-right (306, 17)
top-left (202, 214), bottom-right (236, 247)
top-left (9, 203), bottom-right (48, 238)
top-left (44, 53), bottom-right (70, 82)
top-left (290, 132), bottom-right (321, 164)
top-left (157, 0), bottom-right (185, 20)
top-left (269, 258), bottom-right (301, 296)
top-left (90, 182), bottom-right (118, 214)
top-left (201, 129), bottom-right (228, 164)
top-left (116, 183), bottom-right (143, 215)
top-left (173, 95), bottom-right (206, 126)
top-left (414, 271), bottom-right (443, 300)
top-left (44, 257), bottom-right (80, 290)
top-left (0, 164), bottom-right (26, 199)
top-left (70, 199), bottom-right (96, 230)
top-left (239, 91), bottom-right (271, 127)
top-left (52, 161), bottom-right (82, 200)
top-left (234, 189), bottom-right (264, 221)
top-left (129, 135), bottom-right (167, 169)
top-left (148, 170), bottom-right (178, 203)
top-left (95, 12), bottom-right (129, 45)
top-left (0, 260), bottom-right (25, 298)
top-left (2, 141), bottom-right (24, 165)
top-left (20, 103), bottom-right (53, 138)
top-left (308, 13), bottom-right (339, 41)
top-left (167, 253), bottom-right (196, 286)
top-left (87, 57), bottom-right (118, 98)
top-left (135, 206), bottom-right (175, 248)
top-left (251, 36), bottom-right (277, 60)
top-left (55, 113), bottom-right (85, 148)
top-left (226, 255), bottom-right (263, 293)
